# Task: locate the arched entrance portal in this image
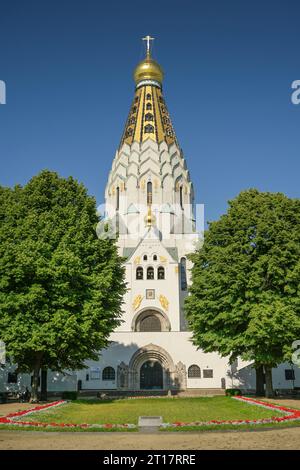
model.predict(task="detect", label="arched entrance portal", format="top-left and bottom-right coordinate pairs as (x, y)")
top-left (140, 360), bottom-right (163, 390)
top-left (128, 343), bottom-right (176, 390)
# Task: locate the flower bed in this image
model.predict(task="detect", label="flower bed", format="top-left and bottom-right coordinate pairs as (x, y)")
top-left (1, 396), bottom-right (299, 431)
top-left (0, 401), bottom-right (136, 430)
top-left (161, 396), bottom-right (300, 428)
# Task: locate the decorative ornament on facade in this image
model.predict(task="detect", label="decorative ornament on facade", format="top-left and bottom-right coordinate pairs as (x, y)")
top-left (159, 294), bottom-right (169, 311)
top-left (112, 186), bottom-right (115, 195)
top-left (154, 179), bottom-right (159, 191)
top-left (117, 362), bottom-right (129, 389)
top-left (134, 256), bottom-right (141, 265)
top-left (175, 266), bottom-right (179, 274)
top-left (184, 186), bottom-right (188, 194)
top-left (120, 182), bottom-right (125, 192)
top-left (175, 181), bottom-right (180, 191)
top-left (159, 256), bottom-right (167, 264)
top-left (140, 179), bottom-right (145, 191)
top-left (133, 294), bottom-right (143, 311)
top-left (175, 361), bottom-right (187, 389)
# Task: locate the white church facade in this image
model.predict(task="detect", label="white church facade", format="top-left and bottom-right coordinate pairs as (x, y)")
top-left (1, 39), bottom-right (299, 396)
top-left (76, 39), bottom-right (300, 395)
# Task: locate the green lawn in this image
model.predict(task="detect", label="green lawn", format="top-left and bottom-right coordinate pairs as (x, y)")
top-left (20, 397), bottom-right (282, 425)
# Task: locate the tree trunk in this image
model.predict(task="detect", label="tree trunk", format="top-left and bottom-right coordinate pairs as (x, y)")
top-left (255, 365), bottom-right (265, 396)
top-left (40, 369), bottom-right (48, 402)
top-left (264, 366), bottom-right (274, 398)
top-left (31, 354), bottom-right (42, 403)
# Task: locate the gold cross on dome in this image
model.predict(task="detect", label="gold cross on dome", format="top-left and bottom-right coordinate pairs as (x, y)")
top-left (142, 35), bottom-right (154, 55)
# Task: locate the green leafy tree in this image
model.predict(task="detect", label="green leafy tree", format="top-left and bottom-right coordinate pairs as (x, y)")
top-left (0, 171), bottom-right (126, 401)
top-left (185, 189), bottom-right (300, 397)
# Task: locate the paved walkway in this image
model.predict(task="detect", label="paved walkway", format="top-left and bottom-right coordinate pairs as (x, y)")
top-left (1, 427), bottom-right (300, 450)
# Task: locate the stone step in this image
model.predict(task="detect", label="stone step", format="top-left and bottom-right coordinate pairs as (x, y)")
top-left (77, 388), bottom-right (225, 398)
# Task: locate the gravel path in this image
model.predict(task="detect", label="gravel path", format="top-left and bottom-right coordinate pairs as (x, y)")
top-left (1, 427), bottom-right (300, 450)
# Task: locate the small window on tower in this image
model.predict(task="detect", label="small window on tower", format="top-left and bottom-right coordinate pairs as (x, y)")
top-left (147, 182), bottom-right (152, 205)
top-left (147, 267), bottom-right (154, 280)
top-left (116, 187), bottom-right (119, 211)
top-left (126, 127), bottom-right (133, 137)
top-left (146, 93), bottom-right (152, 100)
top-left (180, 186), bottom-right (183, 209)
top-left (144, 124), bottom-right (154, 134)
top-left (143, 255), bottom-right (148, 261)
top-left (145, 113), bottom-right (154, 122)
top-left (153, 255), bottom-right (157, 261)
top-left (132, 106), bottom-right (137, 114)
top-left (128, 116), bottom-right (136, 125)
top-left (136, 267), bottom-right (143, 280)
top-left (146, 103), bottom-right (152, 110)
top-left (180, 257), bottom-right (187, 291)
top-left (157, 266), bottom-right (165, 280)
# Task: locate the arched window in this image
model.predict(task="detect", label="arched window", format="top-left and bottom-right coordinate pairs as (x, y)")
top-left (145, 113), bottom-right (154, 121)
top-left (157, 266), bottom-right (165, 280)
top-left (146, 102), bottom-right (152, 110)
top-left (116, 187), bottom-right (119, 211)
top-left (188, 365), bottom-right (201, 378)
top-left (140, 314), bottom-right (161, 332)
top-left (143, 254), bottom-right (148, 261)
top-left (146, 93), bottom-right (152, 100)
top-left (136, 267), bottom-right (143, 280)
top-left (133, 309), bottom-right (170, 332)
top-left (180, 186), bottom-right (183, 209)
top-left (147, 266), bottom-right (154, 280)
top-left (102, 367), bottom-right (115, 381)
top-left (132, 106), bottom-right (137, 114)
top-left (180, 257), bottom-right (187, 291)
top-left (147, 182), bottom-right (152, 205)
top-left (153, 255), bottom-right (157, 261)
top-left (144, 124), bottom-right (154, 134)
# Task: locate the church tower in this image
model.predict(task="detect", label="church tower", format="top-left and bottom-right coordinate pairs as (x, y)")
top-left (83, 37), bottom-right (229, 392)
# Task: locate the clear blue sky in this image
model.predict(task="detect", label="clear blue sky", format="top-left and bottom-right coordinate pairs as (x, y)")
top-left (0, 0), bottom-right (299, 224)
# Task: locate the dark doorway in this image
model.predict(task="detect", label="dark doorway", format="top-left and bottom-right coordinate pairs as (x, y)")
top-left (140, 360), bottom-right (163, 390)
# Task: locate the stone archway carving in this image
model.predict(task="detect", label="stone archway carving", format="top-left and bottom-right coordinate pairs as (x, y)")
top-left (128, 343), bottom-right (185, 390)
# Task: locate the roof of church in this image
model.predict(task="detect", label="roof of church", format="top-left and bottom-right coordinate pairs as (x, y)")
top-left (119, 38), bottom-right (178, 149)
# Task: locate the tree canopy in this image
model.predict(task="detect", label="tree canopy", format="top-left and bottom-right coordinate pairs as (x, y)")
top-left (0, 171), bottom-right (126, 400)
top-left (185, 189), bottom-right (300, 396)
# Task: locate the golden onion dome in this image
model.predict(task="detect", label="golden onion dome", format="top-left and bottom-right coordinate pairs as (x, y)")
top-left (134, 53), bottom-right (164, 85)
